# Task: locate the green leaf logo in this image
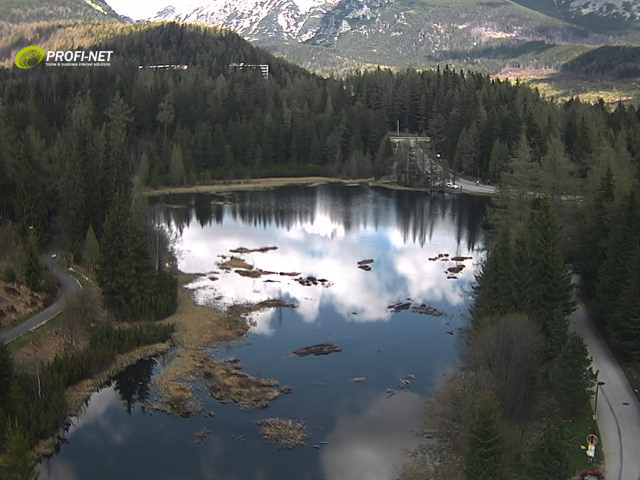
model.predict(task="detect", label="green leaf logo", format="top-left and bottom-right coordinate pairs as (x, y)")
top-left (15, 46), bottom-right (45, 69)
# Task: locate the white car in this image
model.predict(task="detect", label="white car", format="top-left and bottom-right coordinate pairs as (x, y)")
top-left (446, 182), bottom-right (461, 190)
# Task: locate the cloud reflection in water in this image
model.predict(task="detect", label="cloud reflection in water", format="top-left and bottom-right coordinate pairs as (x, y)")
top-left (321, 391), bottom-right (425, 480)
top-left (170, 186), bottom-right (485, 332)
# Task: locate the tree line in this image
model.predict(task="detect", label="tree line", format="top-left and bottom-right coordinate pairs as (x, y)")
top-left (1, 23), bottom-right (639, 206)
top-left (0, 322), bottom-right (174, 478)
top-left (434, 94), bottom-right (640, 477)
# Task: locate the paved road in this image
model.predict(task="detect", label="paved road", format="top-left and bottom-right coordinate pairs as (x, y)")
top-left (0, 257), bottom-right (82, 345)
top-left (572, 303), bottom-right (640, 480)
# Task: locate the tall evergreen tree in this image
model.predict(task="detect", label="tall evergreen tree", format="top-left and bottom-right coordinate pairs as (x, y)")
top-left (0, 427), bottom-right (37, 480)
top-left (464, 395), bottom-right (504, 480)
top-left (525, 200), bottom-right (575, 356)
top-left (82, 225), bottom-right (101, 273)
top-left (549, 333), bottom-right (595, 417)
top-left (526, 422), bottom-right (570, 480)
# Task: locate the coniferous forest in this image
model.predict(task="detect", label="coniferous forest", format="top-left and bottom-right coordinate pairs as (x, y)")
top-left (1, 21), bottom-right (640, 479)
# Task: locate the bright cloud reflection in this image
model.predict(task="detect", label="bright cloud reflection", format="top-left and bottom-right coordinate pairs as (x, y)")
top-left (321, 391), bottom-right (425, 480)
top-left (165, 186), bottom-right (486, 335)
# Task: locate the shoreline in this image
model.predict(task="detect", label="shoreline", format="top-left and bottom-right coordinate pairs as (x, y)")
top-left (34, 272), bottom-right (295, 457)
top-left (143, 176), bottom-right (496, 197)
top-left (34, 342), bottom-right (172, 458)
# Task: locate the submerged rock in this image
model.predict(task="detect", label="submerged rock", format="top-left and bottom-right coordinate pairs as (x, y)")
top-left (218, 256), bottom-right (253, 270)
top-left (411, 304), bottom-right (443, 316)
top-left (388, 301), bottom-right (443, 316)
top-left (204, 359), bottom-right (291, 409)
top-left (257, 418), bottom-right (308, 449)
top-left (230, 246), bottom-right (278, 254)
top-left (447, 265), bottom-right (465, 274)
top-left (193, 428), bottom-right (211, 445)
top-left (388, 302), bottom-right (412, 312)
top-left (279, 271), bottom-right (301, 277)
top-left (236, 269), bottom-right (262, 278)
top-left (293, 343), bottom-right (342, 357)
top-left (294, 276), bottom-right (332, 287)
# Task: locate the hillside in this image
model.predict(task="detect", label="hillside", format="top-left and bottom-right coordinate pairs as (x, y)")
top-left (562, 45), bottom-right (640, 79)
top-left (0, 0), bottom-right (122, 23)
top-left (512, 0), bottom-right (640, 32)
top-left (143, 0), bottom-right (640, 72)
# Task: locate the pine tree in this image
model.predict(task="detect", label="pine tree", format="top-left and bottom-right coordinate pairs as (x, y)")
top-left (579, 166), bottom-right (615, 297)
top-left (541, 136), bottom-right (575, 202)
top-left (157, 95), bottom-right (175, 143)
top-left (23, 233), bottom-right (42, 292)
top-left (526, 422), bottom-right (570, 480)
top-left (550, 334), bottom-right (595, 417)
top-left (454, 126), bottom-right (477, 175)
top-left (97, 193), bottom-right (133, 320)
top-left (596, 192), bottom-right (640, 330)
top-left (0, 343), bottom-right (13, 402)
top-left (488, 139), bottom-right (510, 183)
top-left (525, 200), bottom-right (575, 357)
top-left (464, 395), bottom-right (504, 480)
top-left (610, 247), bottom-right (640, 359)
top-left (373, 138), bottom-right (394, 179)
top-left (0, 426), bottom-right (37, 480)
top-left (82, 225), bottom-right (101, 273)
top-left (473, 226), bottom-right (519, 323)
top-left (169, 143), bottom-right (186, 186)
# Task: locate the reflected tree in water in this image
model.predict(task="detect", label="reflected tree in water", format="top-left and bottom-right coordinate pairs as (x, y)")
top-left (114, 359), bottom-right (155, 414)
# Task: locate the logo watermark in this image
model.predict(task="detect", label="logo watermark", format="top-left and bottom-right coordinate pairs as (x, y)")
top-left (15, 46), bottom-right (45, 69)
top-left (14, 46), bottom-right (114, 69)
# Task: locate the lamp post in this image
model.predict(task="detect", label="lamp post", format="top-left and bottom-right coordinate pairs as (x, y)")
top-left (594, 379), bottom-right (606, 421)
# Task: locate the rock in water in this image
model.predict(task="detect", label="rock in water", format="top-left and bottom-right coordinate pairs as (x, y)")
top-left (292, 343), bottom-right (342, 356)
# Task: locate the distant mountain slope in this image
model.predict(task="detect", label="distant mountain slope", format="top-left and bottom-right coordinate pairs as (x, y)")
top-left (562, 45), bottom-right (640, 78)
top-left (0, 0), bottom-right (122, 23)
top-left (141, 0), bottom-right (640, 74)
top-left (513, 0), bottom-right (640, 31)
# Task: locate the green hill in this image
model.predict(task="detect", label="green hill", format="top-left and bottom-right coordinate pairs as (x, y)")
top-left (562, 45), bottom-right (640, 79)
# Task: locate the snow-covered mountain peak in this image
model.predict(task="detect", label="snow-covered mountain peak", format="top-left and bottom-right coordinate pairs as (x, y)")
top-left (152, 0), bottom-right (341, 39)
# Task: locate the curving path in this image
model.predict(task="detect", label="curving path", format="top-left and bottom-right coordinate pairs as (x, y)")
top-left (0, 257), bottom-right (82, 345)
top-left (572, 303), bottom-right (640, 480)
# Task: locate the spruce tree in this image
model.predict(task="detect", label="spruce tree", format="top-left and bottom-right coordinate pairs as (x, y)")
top-left (464, 395), bottom-right (504, 480)
top-left (525, 200), bottom-right (575, 357)
top-left (596, 192), bottom-right (640, 330)
top-left (610, 247), bottom-right (640, 359)
top-left (526, 422), bottom-right (570, 480)
top-left (82, 225), bottom-right (101, 273)
top-left (0, 343), bottom-right (13, 402)
top-left (23, 233), bottom-right (42, 292)
top-left (0, 426), bottom-right (37, 480)
top-left (473, 226), bottom-right (518, 323)
top-left (169, 143), bottom-right (186, 186)
top-left (550, 334), bottom-right (595, 418)
top-left (97, 193), bottom-right (133, 320)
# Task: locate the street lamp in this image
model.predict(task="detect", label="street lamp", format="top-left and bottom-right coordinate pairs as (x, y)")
top-left (594, 380), bottom-right (606, 421)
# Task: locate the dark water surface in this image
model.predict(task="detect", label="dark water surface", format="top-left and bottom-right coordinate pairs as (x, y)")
top-left (39, 185), bottom-right (488, 480)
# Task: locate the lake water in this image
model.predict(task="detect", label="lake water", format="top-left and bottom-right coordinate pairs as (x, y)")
top-left (39, 185), bottom-right (488, 480)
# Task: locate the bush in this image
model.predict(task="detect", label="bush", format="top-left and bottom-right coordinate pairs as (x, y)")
top-left (2, 266), bottom-right (16, 284)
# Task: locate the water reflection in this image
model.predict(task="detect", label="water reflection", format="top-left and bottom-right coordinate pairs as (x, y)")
top-left (160, 186), bottom-right (484, 250)
top-left (322, 392), bottom-right (424, 480)
top-left (40, 186), bottom-right (488, 480)
top-left (162, 186), bottom-right (486, 328)
top-left (114, 359), bottom-right (154, 414)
